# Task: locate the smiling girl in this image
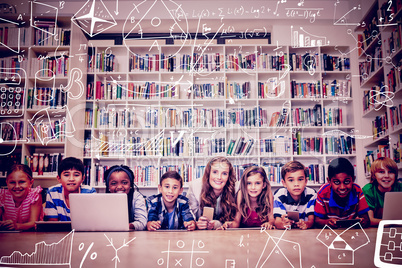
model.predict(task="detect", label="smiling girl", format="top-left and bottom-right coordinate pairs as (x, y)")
top-left (363, 157), bottom-right (402, 226)
top-left (221, 166), bottom-right (274, 229)
top-left (104, 165), bottom-right (147, 230)
top-left (0, 164), bottom-right (42, 231)
top-left (187, 157), bottom-right (238, 230)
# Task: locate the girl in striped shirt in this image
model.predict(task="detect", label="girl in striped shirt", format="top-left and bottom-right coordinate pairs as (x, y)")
top-left (0, 164), bottom-right (43, 231)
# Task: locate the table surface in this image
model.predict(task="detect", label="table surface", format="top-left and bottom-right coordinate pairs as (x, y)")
top-left (0, 226), bottom-right (392, 268)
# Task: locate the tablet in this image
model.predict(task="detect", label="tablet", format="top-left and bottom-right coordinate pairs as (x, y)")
top-left (35, 221), bottom-right (72, 232)
top-left (286, 211), bottom-right (299, 222)
top-left (336, 219), bottom-right (360, 228)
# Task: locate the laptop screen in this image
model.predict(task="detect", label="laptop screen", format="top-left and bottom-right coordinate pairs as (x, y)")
top-left (69, 193), bottom-right (129, 231)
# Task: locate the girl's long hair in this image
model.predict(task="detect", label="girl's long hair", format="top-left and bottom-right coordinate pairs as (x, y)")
top-left (104, 165), bottom-right (136, 222)
top-left (200, 157), bottom-right (237, 222)
top-left (239, 166), bottom-right (272, 222)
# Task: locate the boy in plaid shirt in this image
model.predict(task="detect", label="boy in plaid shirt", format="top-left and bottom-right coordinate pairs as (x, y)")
top-left (147, 171), bottom-right (195, 231)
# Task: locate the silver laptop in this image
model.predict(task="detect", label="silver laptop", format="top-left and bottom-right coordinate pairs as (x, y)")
top-left (382, 191), bottom-right (402, 220)
top-left (70, 193), bottom-right (129, 231)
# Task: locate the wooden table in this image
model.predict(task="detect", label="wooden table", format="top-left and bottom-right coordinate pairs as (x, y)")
top-left (0, 227), bottom-right (382, 268)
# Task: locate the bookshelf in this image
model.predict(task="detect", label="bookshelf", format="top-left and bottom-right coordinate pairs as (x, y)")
top-left (0, 16), bottom-right (87, 188)
top-left (82, 39), bottom-right (356, 194)
top-left (356, 0), bottom-right (402, 178)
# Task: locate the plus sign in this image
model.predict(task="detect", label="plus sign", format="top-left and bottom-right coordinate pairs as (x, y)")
top-left (170, 76), bottom-right (174, 81)
top-left (118, 75), bottom-right (121, 80)
top-left (4, 77), bottom-right (8, 81)
top-left (379, 17), bottom-right (384, 22)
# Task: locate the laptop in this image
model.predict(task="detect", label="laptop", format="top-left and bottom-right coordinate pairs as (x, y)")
top-left (69, 193), bottom-right (130, 231)
top-left (382, 192), bottom-right (402, 220)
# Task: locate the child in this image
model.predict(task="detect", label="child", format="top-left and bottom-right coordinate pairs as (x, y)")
top-left (315, 158), bottom-right (370, 228)
top-left (0, 164), bottom-right (42, 231)
top-left (187, 156), bottom-right (238, 230)
top-left (363, 157), bottom-right (402, 226)
top-left (222, 166), bottom-right (274, 229)
top-left (147, 171), bottom-right (196, 231)
top-left (104, 165), bottom-right (147, 230)
top-left (44, 157), bottom-right (96, 221)
top-left (273, 161), bottom-right (316, 230)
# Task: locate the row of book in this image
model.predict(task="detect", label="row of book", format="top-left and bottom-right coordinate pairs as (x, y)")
top-left (161, 107), bottom-right (193, 128)
top-left (290, 80), bottom-right (321, 99)
top-left (390, 104), bottom-right (401, 131)
top-left (23, 153), bottom-right (63, 176)
top-left (358, 44), bottom-right (382, 84)
top-left (372, 112), bottom-right (388, 139)
top-left (323, 107), bottom-right (343, 126)
top-left (30, 55), bottom-right (69, 77)
top-left (386, 22), bottom-right (402, 58)
top-left (321, 54), bottom-right (350, 71)
top-left (129, 54), bottom-right (160, 72)
top-left (226, 137), bottom-right (255, 156)
top-left (26, 88), bottom-right (67, 109)
top-left (259, 136), bottom-right (291, 156)
top-left (94, 52), bottom-right (117, 72)
top-left (0, 87), bottom-right (24, 113)
top-left (91, 81), bottom-right (181, 100)
top-left (227, 107), bottom-right (260, 128)
top-left (161, 137), bottom-right (191, 157)
top-left (0, 56), bottom-right (28, 77)
top-left (27, 119), bottom-right (66, 143)
top-left (288, 52), bottom-right (318, 71)
top-left (226, 54), bottom-right (256, 70)
top-left (392, 133), bottom-right (402, 165)
top-left (226, 81), bottom-right (251, 99)
top-left (378, 0), bottom-right (401, 25)
top-left (362, 82), bottom-right (387, 112)
top-left (258, 79), bottom-right (285, 98)
top-left (291, 104), bottom-right (322, 127)
top-left (256, 53), bottom-right (288, 71)
top-left (387, 61), bottom-right (402, 93)
top-left (0, 26), bottom-right (31, 47)
top-left (89, 164), bottom-right (193, 187)
top-left (33, 27), bottom-right (71, 46)
top-left (293, 131), bottom-right (356, 155)
top-left (1, 120), bottom-right (23, 141)
top-left (0, 154), bottom-right (21, 178)
top-left (192, 108), bottom-right (226, 128)
top-left (194, 137), bottom-right (226, 156)
top-left (322, 80), bottom-right (351, 98)
top-left (364, 144), bottom-right (392, 176)
top-left (192, 82), bottom-right (225, 99)
top-left (268, 108), bottom-right (290, 127)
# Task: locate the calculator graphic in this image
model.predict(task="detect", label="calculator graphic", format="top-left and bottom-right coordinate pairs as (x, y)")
top-left (0, 67), bottom-right (26, 117)
top-left (375, 220), bottom-right (402, 268)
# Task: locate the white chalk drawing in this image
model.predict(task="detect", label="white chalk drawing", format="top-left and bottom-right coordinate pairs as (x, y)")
top-left (0, 230), bottom-right (74, 265)
top-left (316, 222), bottom-right (370, 265)
top-left (291, 25), bottom-right (329, 48)
top-left (30, 1), bottom-right (58, 36)
top-left (285, 8), bottom-right (322, 23)
top-left (27, 105), bottom-right (75, 145)
top-left (0, 122), bottom-right (18, 156)
top-left (157, 239), bottom-right (209, 267)
top-left (71, 0), bottom-right (117, 37)
top-left (0, 67), bottom-right (26, 118)
top-left (123, 0), bottom-right (189, 61)
top-left (60, 68), bottom-right (86, 100)
top-left (104, 234), bottom-right (136, 268)
top-left (226, 259), bottom-right (236, 268)
top-left (0, 17), bottom-right (24, 53)
top-left (374, 220), bottom-right (402, 268)
top-left (333, 3), bottom-right (362, 26)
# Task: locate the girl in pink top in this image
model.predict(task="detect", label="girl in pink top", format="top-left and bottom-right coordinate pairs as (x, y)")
top-left (221, 166), bottom-right (274, 229)
top-left (0, 164), bottom-right (42, 231)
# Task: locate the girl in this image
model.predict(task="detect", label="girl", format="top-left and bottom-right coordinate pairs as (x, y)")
top-left (223, 166), bottom-right (274, 229)
top-left (0, 164), bottom-right (42, 231)
top-left (187, 157), bottom-right (237, 230)
top-left (363, 157), bottom-right (402, 226)
top-left (104, 165), bottom-right (147, 230)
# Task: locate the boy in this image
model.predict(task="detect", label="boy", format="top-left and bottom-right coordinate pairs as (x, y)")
top-left (315, 157), bottom-right (370, 228)
top-left (44, 157), bottom-right (96, 221)
top-left (147, 171), bottom-right (196, 231)
top-left (274, 161), bottom-right (316, 230)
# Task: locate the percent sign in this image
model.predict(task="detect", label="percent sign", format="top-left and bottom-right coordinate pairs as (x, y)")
top-left (79, 242), bottom-right (97, 268)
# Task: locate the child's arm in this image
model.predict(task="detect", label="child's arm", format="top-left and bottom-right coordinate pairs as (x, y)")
top-left (296, 215), bottom-right (315, 230)
top-left (367, 210), bottom-right (381, 227)
top-left (262, 193), bottom-right (275, 230)
top-left (180, 197), bottom-right (196, 231)
top-left (218, 192), bottom-right (243, 230)
top-left (356, 212), bottom-right (370, 228)
top-left (183, 220), bottom-right (196, 231)
top-left (275, 214), bottom-right (294, 229)
top-left (130, 193), bottom-right (148, 230)
top-left (315, 217), bottom-right (337, 228)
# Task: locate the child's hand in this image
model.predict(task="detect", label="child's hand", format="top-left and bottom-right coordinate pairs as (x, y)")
top-left (196, 216), bottom-right (209, 230)
top-left (281, 214), bottom-right (294, 229)
top-left (147, 221), bottom-right (161, 231)
top-left (261, 221), bottom-right (275, 230)
top-left (1, 220), bottom-right (15, 230)
top-left (184, 221), bottom-right (196, 231)
top-left (296, 219), bottom-right (307, 230)
top-left (217, 221), bottom-right (232, 230)
top-left (327, 218), bottom-right (338, 228)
